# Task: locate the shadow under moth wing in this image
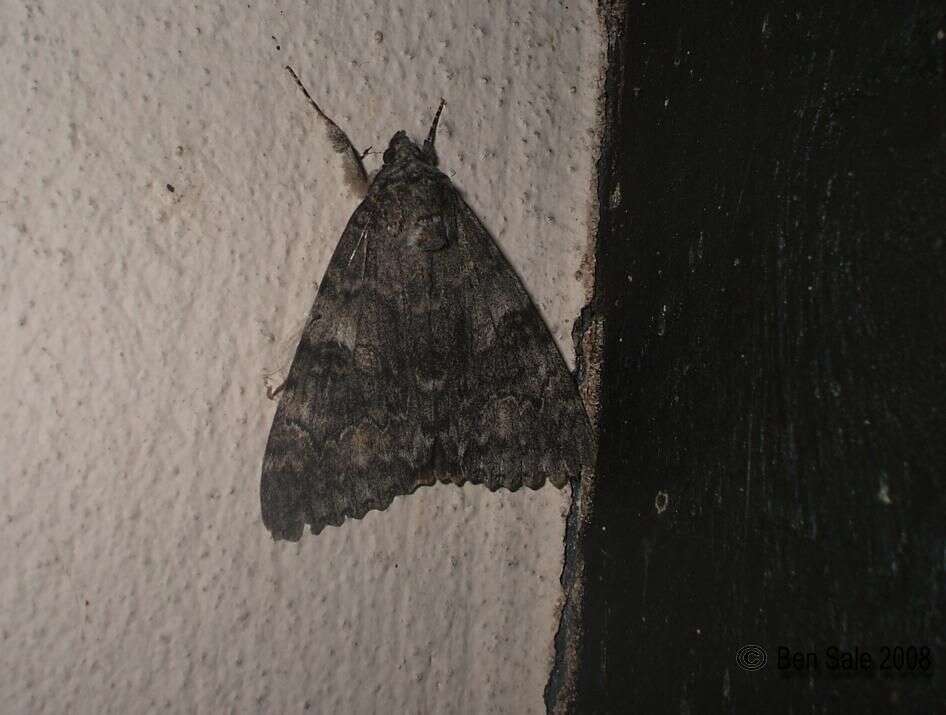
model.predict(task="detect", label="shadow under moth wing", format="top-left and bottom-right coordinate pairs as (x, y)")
top-left (262, 75), bottom-right (593, 541)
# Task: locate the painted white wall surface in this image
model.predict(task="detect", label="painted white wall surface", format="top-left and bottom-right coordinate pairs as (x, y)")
top-left (1, 2), bottom-right (603, 712)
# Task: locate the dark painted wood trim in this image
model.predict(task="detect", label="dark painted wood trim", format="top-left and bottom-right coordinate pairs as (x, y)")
top-left (575, 2), bottom-right (945, 711)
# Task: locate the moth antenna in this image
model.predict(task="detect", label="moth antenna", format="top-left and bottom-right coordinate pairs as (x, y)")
top-left (285, 66), bottom-right (369, 190)
top-left (423, 98), bottom-right (447, 161)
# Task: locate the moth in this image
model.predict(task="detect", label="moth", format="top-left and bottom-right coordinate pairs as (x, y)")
top-left (261, 67), bottom-right (594, 540)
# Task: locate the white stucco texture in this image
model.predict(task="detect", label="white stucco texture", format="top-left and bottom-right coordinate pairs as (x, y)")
top-left (1, 1), bottom-right (603, 712)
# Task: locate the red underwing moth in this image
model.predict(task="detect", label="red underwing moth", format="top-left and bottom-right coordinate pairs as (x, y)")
top-left (261, 67), bottom-right (594, 540)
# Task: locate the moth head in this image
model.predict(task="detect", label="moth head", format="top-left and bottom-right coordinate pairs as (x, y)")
top-left (382, 131), bottom-right (425, 165)
top-left (382, 99), bottom-right (447, 167)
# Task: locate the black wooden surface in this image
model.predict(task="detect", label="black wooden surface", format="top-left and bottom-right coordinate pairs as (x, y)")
top-left (578, 2), bottom-right (945, 711)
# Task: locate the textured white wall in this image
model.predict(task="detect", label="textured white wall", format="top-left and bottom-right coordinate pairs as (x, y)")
top-left (1, 1), bottom-right (603, 712)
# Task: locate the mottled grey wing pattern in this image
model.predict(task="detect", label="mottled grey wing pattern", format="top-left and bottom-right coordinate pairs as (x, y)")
top-left (261, 200), bottom-right (413, 541)
top-left (447, 195), bottom-right (593, 490)
top-left (261, 164), bottom-right (592, 540)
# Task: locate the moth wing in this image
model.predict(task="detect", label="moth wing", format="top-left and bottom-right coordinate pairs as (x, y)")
top-left (261, 187), bottom-right (593, 541)
top-left (261, 203), bottom-right (429, 540)
top-left (442, 193), bottom-right (594, 491)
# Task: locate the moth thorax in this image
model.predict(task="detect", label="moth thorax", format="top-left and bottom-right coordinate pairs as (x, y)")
top-left (406, 212), bottom-right (448, 252)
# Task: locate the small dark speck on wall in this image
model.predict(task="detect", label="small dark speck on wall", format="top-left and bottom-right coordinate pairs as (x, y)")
top-left (166, 183), bottom-right (175, 193)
